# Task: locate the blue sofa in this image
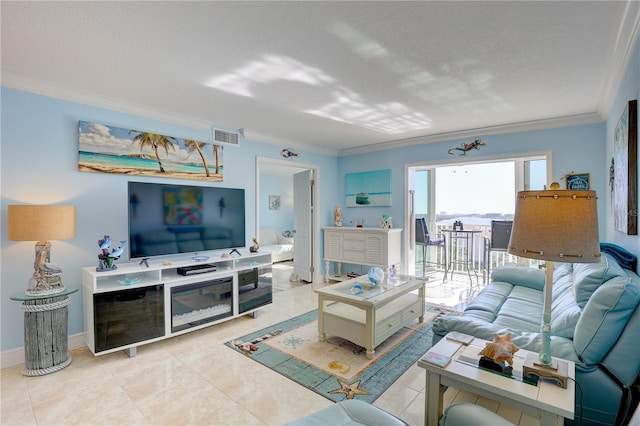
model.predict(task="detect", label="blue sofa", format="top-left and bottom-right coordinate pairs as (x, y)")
top-left (432, 251), bottom-right (640, 426)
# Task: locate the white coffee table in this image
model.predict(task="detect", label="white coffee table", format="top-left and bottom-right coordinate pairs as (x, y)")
top-left (418, 334), bottom-right (575, 426)
top-left (315, 274), bottom-right (426, 359)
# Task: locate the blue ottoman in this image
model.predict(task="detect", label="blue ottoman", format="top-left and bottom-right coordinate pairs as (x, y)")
top-left (442, 403), bottom-right (515, 426)
top-left (284, 399), bottom-right (408, 426)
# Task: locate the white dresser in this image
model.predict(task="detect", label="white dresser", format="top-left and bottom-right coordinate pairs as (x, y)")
top-left (323, 227), bottom-right (402, 282)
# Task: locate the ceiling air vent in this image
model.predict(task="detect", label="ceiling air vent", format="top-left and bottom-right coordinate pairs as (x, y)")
top-left (212, 128), bottom-right (240, 147)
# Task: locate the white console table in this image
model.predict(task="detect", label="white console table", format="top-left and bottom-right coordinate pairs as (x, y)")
top-left (323, 227), bottom-right (402, 282)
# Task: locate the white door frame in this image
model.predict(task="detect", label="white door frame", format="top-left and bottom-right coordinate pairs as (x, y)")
top-left (256, 156), bottom-right (321, 283)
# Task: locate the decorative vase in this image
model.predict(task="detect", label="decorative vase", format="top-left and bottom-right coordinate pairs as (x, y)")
top-left (368, 267), bottom-right (384, 284)
top-left (333, 205), bottom-right (343, 226)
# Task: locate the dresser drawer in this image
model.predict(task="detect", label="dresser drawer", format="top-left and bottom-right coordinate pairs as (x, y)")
top-left (343, 250), bottom-right (365, 262)
top-left (343, 234), bottom-right (365, 251)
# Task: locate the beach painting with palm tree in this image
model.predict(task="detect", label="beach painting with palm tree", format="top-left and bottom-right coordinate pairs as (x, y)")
top-left (78, 121), bottom-right (223, 181)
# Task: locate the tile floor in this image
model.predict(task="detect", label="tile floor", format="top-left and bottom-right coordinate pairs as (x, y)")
top-left (1, 263), bottom-right (540, 425)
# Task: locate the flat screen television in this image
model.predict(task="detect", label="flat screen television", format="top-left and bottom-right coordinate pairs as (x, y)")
top-left (128, 181), bottom-right (246, 259)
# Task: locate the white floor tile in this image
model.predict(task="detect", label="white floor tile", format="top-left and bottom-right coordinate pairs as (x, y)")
top-left (0, 262), bottom-right (537, 425)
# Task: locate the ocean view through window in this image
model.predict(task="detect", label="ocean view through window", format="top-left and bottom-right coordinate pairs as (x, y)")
top-left (410, 155), bottom-right (547, 277)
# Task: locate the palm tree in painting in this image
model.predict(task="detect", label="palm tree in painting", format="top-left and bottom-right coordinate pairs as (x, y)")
top-left (213, 144), bottom-right (222, 174)
top-left (184, 140), bottom-right (210, 177)
top-left (128, 131), bottom-right (176, 173)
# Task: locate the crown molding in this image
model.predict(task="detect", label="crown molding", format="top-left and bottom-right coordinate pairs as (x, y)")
top-left (1, 71), bottom-right (212, 130)
top-left (597, 1), bottom-right (640, 117)
top-left (0, 70), bottom-right (611, 159)
top-left (337, 112), bottom-right (604, 157)
top-left (2, 70), bottom-right (339, 156)
top-left (242, 129), bottom-right (339, 156)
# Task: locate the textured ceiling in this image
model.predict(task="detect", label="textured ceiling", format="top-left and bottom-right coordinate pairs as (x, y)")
top-left (2, 1), bottom-right (638, 155)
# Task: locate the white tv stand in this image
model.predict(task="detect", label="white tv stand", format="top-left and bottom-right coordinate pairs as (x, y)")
top-left (82, 250), bottom-right (272, 356)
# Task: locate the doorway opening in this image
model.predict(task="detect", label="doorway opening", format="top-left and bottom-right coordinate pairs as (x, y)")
top-left (256, 157), bottom-right (320, 283)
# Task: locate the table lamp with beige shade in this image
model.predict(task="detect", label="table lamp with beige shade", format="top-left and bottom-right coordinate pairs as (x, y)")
top-left (508, 183), bottom-right (600, 388)
top-left (8, 205), bottom-right (76, 296)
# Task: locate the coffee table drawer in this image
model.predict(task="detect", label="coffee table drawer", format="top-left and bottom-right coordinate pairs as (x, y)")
top-left (375, 310), bottom-right (404, 343)
top-left (402, 299), bottom-right (424, 323)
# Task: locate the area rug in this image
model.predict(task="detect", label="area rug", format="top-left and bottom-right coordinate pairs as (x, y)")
top-left (225, 306), bottom-right (444, 403)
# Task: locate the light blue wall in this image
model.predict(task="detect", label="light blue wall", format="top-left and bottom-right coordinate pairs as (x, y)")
top-left (0, 87), bottom-right (337, 352)
top-left (260, 173), bottom-right (294, 234)
top-left (338, 122), bottom-right (608, 243)
top-left (606, 36), bottom-right (640, 253)
top-left (2, 35), bottom-right (638, 353)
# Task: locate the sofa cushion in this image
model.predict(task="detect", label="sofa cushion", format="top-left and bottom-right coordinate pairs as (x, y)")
top-left (573, 253), bottom-right (627, 309)
top-left (549, 272), bottom-right (582, 339)
top-left (491, 266), bottom-right (545, 291)
top-left (574, 274), bottom-right (640, 364)
top-left (464, 282), bottom-right (512, 315)
top-left (550, 301), bottom-right (581, 339)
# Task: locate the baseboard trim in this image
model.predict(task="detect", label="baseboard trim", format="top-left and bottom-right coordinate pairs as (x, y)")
top-left (1, 333), bottom-right (87, 370)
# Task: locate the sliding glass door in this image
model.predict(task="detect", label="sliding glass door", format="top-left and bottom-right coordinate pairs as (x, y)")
top-left (407, 153), bottom-right (549, 276)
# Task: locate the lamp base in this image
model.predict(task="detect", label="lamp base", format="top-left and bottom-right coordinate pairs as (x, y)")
top-left (28, 242), bottom-right (66, 296)
top-left (522, 353), bottom-right (568, 388)
top-left (26, 285), bottom-right (66, 297)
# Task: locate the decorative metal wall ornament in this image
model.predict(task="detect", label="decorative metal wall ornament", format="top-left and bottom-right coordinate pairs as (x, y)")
top-left (281, 148), bottom-right (299, 158)
top-left (448, 139), bottom-right (486, 156)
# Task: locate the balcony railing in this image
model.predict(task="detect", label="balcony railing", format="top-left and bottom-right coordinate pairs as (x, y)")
top-left (416, 223), bottom-right (541, 282)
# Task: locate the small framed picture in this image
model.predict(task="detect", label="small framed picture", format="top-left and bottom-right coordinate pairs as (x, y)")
top-left (269, 195), bottom-right (281, 210)
top-left (565, 173), bottom-right (590, 190)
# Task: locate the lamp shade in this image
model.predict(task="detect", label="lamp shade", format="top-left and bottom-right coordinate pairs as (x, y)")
top-left (508, 189), bottom-right (600, 263)
top-left (8, 205), bottom-right (76, 241)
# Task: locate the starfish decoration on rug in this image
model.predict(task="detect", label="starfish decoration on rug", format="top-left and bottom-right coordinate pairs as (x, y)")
top-left (329, 379), bottom-right (370, 399)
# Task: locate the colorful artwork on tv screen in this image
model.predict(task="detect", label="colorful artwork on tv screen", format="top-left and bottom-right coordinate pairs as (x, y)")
top-left (78, 121), bottom-right (224, 182)
top-left (164, 187), bottom-right (203, 225)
